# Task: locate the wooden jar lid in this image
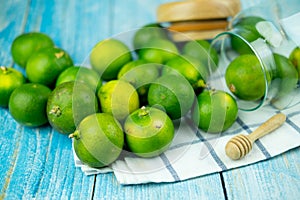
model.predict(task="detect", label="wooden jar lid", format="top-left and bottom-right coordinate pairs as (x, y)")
top-left (157, 0), bottom-right (241, 22)
top-left (156, 0), bottom-right (241, 41)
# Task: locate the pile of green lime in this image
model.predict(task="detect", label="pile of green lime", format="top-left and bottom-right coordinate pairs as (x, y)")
top-left (4, 32), bottom-right (100, 134)
top-left (4, 16), bottom-right (297, 168)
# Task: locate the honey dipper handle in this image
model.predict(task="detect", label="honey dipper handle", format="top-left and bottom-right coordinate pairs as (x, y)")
top-left (248, 113), bottom-right (286, 142)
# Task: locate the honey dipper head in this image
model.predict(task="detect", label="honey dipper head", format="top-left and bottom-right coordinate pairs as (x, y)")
top-left (225, 134), bottom-right (252, 160)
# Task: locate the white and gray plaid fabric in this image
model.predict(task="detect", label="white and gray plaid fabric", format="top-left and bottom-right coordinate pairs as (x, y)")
top-left (73, 103), bottom-right (300, 185)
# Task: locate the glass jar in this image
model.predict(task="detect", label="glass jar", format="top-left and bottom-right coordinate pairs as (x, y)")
top-left (208, 0), bottom-right (300, 111)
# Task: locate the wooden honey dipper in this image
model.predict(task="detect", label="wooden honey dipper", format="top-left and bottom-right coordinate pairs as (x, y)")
top-left (225, 113), bottom-right (286, 160)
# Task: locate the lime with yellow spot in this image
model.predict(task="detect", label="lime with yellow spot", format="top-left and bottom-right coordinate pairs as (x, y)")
top-left (90, 38), bottom-right (132, 81)
top-left (97, 80), bottom-right (139, 121)
top-left (225, 54), bottom-right (266, 101)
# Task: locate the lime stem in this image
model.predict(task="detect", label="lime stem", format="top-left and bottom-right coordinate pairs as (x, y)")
top-left (0, 66), bottom-right (8, 74)
top-left (69, 130), bottom-right (80, 140)
top-left (55, 51), bottom-right (65, 59)
top-left (49, 106), bottom-right (62, 117)
top-left (138, 106), bottom-right (149, 117)
top-left (197, 79), bottom-right (206, 88)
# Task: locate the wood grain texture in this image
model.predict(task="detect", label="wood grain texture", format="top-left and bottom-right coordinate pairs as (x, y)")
top-left (223, 147), bottom-right (300, 200)
top-left (1, 0), bottom-right (300, 200)
top-left (25, 0), bottom-right (113, 65)
top-left (0, 1), bottom-right (29, 199)
top-left (0, 0), bottom-right (28, 67)
top-left (93, 173), bottom-right (225, 200)
top-left (0, 0), bottom-right (225, 199)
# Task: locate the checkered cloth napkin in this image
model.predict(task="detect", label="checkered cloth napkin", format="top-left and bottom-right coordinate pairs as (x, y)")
top-left (73, 103), bottom-right (300, 185)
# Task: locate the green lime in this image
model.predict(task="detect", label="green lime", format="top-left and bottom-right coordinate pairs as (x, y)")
top-left (124, 106), bottom-right (174, 158)
top-left (289, 47), bottom-right (300, 79)
top-left (97, 80), bottom-right (139, 121)
top-left (133, 23), bottom-right (168, 50)
top-left (26, 46), bottom-right (73, 87)
top-left (225, 54), bottom-right (266, 101)
top-left (47, 81), bottom-right (99, 135)
top-left (273, 53), bottom-right (298, 100)
top-left (117, 59), bottom-right (147, 79)
top-left (148, 74), bottom-right (195, 120)
top-left (0, 66), bottom-right (26, 107)
top-left (192, 90), bottom-right (238, 133)
top-left (138, 38), bottom-right (179, 64)
top-left (11, 32), bottom-right (54, 68)
top-left (231, 16), bottom-right (265, 55)
top-left (70, 113), bottom-right (124, 168)
top-left (8, 83), bottom-right (51, 127)
top-left (117, 59), bottom-right (160, 105)
top-left (162, 54), bottom-right (208, 92)
top-left (233, 16), bottom-right (266, 32)
top-left (182, 39), bottom-right (219, 70)
top-left (231, 30), bottom-right (257, 55)
top-left (56, 66), bottom-right (102, 91)
top-left (90, 38), bottom-right (132, 81)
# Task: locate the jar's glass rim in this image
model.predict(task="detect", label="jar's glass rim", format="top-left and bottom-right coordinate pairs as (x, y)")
top-left (210, 31), bottom-right (272, 111)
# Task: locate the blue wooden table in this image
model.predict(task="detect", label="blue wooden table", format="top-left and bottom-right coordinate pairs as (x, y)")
top-left (1, 0), bottom-right (300, 199)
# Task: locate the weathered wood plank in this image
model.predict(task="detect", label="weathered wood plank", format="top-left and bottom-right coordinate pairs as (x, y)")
top-left (223, 147), bottom-right (300, 200)
top-left (0, 0), bottom-right (113, 199)
top-left (110, 0), bottom-right (172, 34)
top-left (0, 0), bottom-right (28, 66)
top-left (94, 172), bottom-right (225, 200)
top-left (25, 0), bottom-right (112, 65)
top-left (1, 0), bottom-right (300, 199)
top-left (0, 1), bottom-right (29, 199)
top-left (19, 0), bottom-right (114, 199)
top-left (0, 109), bottom-right (23, 199)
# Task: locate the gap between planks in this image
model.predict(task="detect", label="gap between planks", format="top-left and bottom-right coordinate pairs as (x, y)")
top-left (90, 175), bottom-right (97, 200)
top-left (0, 0), bottom-right (31, 197)
top-left (220, 172), bottom-right (228, 200)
